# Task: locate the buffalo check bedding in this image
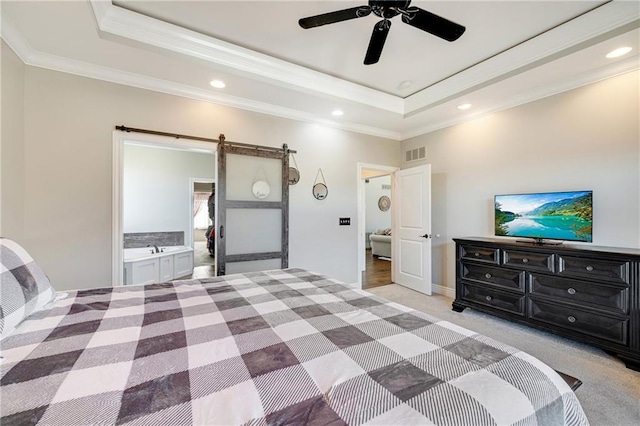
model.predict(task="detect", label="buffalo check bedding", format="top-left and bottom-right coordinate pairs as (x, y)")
top-left (0, 268), bottom-right (588, 425)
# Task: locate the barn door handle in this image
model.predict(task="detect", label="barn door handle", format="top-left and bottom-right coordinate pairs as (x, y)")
top-left (419, 234), bottom-right (431, 239)
top-left (219, 225), bottom-right (224, 239)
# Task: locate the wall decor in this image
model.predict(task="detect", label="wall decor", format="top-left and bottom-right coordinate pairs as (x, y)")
top-left (312, 168), bottom-right (328, 200)
top-left (252, 164), bottom-right (270, 199)
top-left (289, 152), bottom-right (300, 185)
top-left (378, 195), bottom-right (391, 211)
top-left (252, 181), bottom-right (270, 199)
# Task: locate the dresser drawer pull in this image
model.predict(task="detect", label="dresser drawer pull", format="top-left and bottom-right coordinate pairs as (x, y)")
top-left (567, 288), bottom-right (576, 295)
top-left (485, 273), bottom-right (492, 279)
top-left (474, 252), bottom-right (480, 257)
top-left (585, 265), bottom-right (594, 272)
top-left (567, 316), bottom-right (576, 323)
top-left (522, 258), bottom-right (529, 263)
top-left (485, 295), bottom-right (493, 302)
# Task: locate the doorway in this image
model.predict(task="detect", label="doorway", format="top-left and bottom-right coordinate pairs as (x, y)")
top-left (357, 163), bottom-right (399, 289)
top-left (191, 179), bottom-right (216, 276)
top-left (112, 131), bottom-right (217, 286)
top-left (363, 174), bottom-right (392, 289)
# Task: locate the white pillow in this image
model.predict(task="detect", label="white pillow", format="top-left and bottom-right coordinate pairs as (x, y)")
top-left (1, 238), bottom-right (56, 340)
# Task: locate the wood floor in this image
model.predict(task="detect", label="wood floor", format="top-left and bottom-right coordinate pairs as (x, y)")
top-left (363, 249), bottom-right (392, 289)
top-left (183, 249), bottom-right (392, 288)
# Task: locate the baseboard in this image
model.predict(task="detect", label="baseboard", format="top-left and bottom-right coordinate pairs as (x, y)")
top-left (357, 271), bottom-right (455, 297)
top-left (432, 283), bottom-right (455, 298)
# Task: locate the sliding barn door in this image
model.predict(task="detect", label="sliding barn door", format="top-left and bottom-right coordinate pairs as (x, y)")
top-left (216, 140), bottom-right (289, 275)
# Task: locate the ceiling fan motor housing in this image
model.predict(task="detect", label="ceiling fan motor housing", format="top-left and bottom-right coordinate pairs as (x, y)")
top-left (370, 0), bottom-right (412, 18)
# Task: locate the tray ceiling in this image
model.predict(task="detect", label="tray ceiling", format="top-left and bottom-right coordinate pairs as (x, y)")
top-left (1, 0), bottom-right (638, 140)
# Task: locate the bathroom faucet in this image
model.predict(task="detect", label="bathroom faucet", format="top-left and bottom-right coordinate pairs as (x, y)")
top-left (146, 244), bottom-right (160, 253)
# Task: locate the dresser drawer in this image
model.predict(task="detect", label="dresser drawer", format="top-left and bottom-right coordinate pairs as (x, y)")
top-left (461, 263), bottom-right (525, 291)
top-left (528, 298), bottom-right (628, 345)
top-left (557, 255), bottom-right (630, 284)
top-left (460, 244), bottom-right (499, 264)
top-left (453, 238), bottom-right (640, 371)
top-left (503, 249), bottom-right (554, 273)
top-left (461, 282), bottom-right (525, 315)
top-left (529, 274), bottom-right (628, 314)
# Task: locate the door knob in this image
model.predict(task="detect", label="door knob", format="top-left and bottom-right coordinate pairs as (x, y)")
top-left (419, 234), bottom-right (431, 239)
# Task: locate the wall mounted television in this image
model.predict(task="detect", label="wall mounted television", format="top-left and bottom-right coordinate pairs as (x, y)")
top-left (495, 190), bottom-right (593, 244)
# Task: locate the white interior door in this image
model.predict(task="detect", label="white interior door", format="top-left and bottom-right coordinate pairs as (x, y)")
top-left (393, 165), bottom-right (432, 294)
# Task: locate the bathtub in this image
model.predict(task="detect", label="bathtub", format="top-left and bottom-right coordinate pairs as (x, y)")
top-left (124, 245), bottom-right (192, 261)
top-left (123, 246), bottom-right (194, 285)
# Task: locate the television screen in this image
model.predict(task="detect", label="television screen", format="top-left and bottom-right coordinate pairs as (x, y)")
top-left (495, 191), bottom-right (592, 242)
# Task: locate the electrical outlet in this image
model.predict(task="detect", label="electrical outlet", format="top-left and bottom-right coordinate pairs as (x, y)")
top-left (339, 217), bottom-right (351, 226)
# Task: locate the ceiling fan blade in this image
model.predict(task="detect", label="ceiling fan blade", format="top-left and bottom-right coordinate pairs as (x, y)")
top-left (401, 8), bottom-right (465, 41)
top-left (364, 19), bottom-right (391, 65)
top-left (299, 6), bottom-right (371, 29)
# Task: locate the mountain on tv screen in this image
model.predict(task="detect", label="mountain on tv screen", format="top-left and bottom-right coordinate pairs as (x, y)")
top-left (494, 191), bottom-right (592, 242)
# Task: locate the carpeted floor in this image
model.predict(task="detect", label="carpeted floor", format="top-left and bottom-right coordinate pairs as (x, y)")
top-left (368, 284), bottom-right (640, 426)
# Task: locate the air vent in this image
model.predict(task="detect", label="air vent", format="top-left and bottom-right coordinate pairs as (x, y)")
top-left (405, 146), bottom-right (426, 163)
top-left (382, 184), bottom-right (391, 190)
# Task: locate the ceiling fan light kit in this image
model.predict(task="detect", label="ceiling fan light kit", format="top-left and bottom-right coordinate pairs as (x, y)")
top-left (299, 0), bottom-right (466, 65)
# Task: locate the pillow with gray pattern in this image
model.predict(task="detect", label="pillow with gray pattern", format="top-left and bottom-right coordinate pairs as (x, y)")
top-left (1, 238), bottom-right (56, 340)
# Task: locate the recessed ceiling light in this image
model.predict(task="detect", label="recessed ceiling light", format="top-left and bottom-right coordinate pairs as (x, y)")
top-left (332, 110), bottom-right (344, 116)
top-left (606, 47), bottom-right (632, 59)
top-left (457, 103), bottom-right (472, 110)
top-left (210, 80), bottom-right (226, 88)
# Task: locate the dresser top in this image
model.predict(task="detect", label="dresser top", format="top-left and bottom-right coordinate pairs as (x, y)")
top-left (454, 237), bottom-right (640, 257)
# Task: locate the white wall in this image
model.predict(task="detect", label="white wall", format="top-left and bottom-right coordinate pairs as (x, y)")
top-left (11, 47), bottom-right (634, 293)
top-left (365, 175), bottom-right (391, 233)
top-left (6, 64), bottom-right (399, 290)
top-left (287, 126), bottom-right (399, 282)
top-left (123, 144), bottom-right (215, 243)
top-left (402, 70), bottom-right (640, 291)
top-left (1, 42), bottom-right (26, 241)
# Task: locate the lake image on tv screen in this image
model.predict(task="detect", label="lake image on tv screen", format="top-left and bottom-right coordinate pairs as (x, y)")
top-left (495, 191), bottom-right (592, 242)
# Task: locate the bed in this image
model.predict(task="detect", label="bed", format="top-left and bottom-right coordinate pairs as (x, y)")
top-left (1, 239), bottom-right (588, 425)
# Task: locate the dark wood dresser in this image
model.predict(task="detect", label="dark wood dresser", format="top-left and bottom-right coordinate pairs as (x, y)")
top-left (452, 237), bottom-right (640, 370)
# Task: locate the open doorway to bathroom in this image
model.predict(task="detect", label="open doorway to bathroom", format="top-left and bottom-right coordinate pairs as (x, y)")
top-left (118, 138), bottom-right (216, 285)
top-left (191, 179), bottom-right (216, 275)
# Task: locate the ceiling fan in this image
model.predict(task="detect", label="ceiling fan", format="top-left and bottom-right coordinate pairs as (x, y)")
top-left (299, 0), bottom-right (466, 65)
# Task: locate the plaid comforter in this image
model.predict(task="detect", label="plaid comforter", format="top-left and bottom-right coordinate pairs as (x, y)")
top-left (1, 269), bottom-right (588, 425)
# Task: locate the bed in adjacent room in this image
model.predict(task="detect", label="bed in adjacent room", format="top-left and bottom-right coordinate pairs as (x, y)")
top-left (0, 238), bottom-right (587, 425)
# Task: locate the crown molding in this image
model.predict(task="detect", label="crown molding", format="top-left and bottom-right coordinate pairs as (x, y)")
top-left (401, 56), bottom-right (639, 140)
top-left (88, 0), bottom-right (404, 114)
top-left (1, 13), bottom-right (400, 141)
top-left (2, 5), bottom-right (635, 143)
top-left (89, 1), bottom-right (638, 119)
top-left (0, 10), bottom-right (35, 64)
top-left (404, 1), bottom-right (640, 116)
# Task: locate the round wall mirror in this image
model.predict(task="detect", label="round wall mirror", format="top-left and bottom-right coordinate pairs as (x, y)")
top-left (252, 180), bottom-right (270, 199)
top-left (289, 167), bottom-right (300, 185)
top-left (312, 183), bottom-right (328, 200)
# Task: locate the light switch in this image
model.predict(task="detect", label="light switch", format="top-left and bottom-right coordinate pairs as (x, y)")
top-left (339, 217), bottom-right (351, 226)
